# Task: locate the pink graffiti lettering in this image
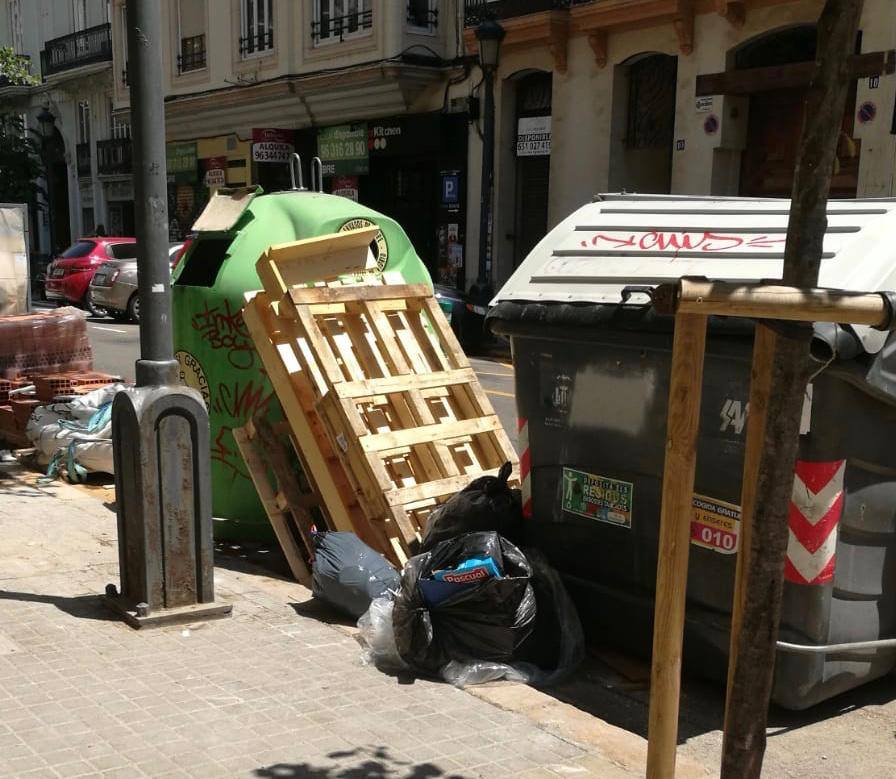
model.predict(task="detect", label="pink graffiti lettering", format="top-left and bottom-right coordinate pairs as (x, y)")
top-left (580, 231), bottom-right (787, 253)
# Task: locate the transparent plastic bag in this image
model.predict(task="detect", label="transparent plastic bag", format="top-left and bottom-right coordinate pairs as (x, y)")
top-left (357, 596), bottom-right (408, 673)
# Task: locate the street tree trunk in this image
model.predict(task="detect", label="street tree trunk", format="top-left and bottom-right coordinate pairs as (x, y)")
top-left (720, 2), bottom-right (864, 777)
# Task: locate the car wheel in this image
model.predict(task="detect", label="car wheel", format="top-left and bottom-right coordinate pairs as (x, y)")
top-left (84, 289), bottom-right (107, 318)
top-left (127, 293), bottom-right (140, 323)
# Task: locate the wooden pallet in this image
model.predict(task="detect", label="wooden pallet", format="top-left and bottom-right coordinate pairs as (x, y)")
top-left (232, 417), bottom-right (321, 586)
top-left (244, 228), bottom-right (518, 564)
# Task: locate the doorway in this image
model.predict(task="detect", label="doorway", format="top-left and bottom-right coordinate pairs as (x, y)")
top-left (738, 26), bottom-right (859, 198)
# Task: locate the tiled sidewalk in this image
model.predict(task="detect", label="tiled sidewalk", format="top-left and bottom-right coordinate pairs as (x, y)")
top-left (0, 464), bottom-right (642, 778)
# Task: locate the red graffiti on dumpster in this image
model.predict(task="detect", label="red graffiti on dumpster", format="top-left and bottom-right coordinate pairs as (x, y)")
top-left (192, 299), bottom-right (256, 370)
top-left (580, 231), bottom-right (787, 253)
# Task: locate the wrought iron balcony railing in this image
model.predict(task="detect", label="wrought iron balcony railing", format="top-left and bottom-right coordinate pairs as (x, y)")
top-left (76, 142), bottom-right (91, 177)
top-left (97, 137), bottom-right (132, 176)
top-left (239, 30), bottom-right (274, 56)
top-left (463, 0), bottom-right (582, 25)
top-left (312, 9), bottom-right (373, 43)
top-left (407, 1), bottom-right (438, 29)
top-left (40, 23), bottom-right (112, 77)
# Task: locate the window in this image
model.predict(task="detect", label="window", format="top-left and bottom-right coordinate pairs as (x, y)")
top-left (177, 0), bottom-right (206, 72)
top-left (61, 240), bottom-right (97, 259)
top-left (240, 0), bottom-right (274, 57)
top-left (107, 242), bottom-right (138, 259)
top-left (120, 4), bottom-right (128, 84)
top-left (72, 0), bottom-right (86, 31)
top-left (111, 110), bottom-right (130, 140)
top-left (407, 0), bottom-right (437, 32)
top-left (313, 0), bottom-right (372, 45)
top-left (77, 101), bottom-right (90, 145)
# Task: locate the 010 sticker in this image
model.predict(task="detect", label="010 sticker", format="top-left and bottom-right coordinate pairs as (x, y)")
top-left (562, 467), bottom-right (633, 528)
top-left (691, 493), bottom-right (740, 554)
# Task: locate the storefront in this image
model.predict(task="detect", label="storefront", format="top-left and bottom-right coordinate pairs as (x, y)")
top-left (251, 127), bottom-right (300, 194)
top-left (166, 141), bottom-right (204, 242)
top-left (315, 112), bottom-right (469, 288)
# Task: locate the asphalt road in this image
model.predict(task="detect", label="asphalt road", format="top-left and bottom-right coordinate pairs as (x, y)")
top-left (77, 308), bottom-right (521, 452)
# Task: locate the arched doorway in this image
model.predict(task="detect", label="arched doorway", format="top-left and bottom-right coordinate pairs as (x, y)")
top-left (608, 53), bottom-right (678, 194)
top-left (44, 126), bottom-right (71, 254)
top-left (512, 71), bottom-right (552, 269)
top-left (737, 26), bottom-right (859, 198)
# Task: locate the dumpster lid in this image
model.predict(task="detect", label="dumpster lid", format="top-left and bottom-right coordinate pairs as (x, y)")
top-left (192, 186), bottom-right (260, 233)
top-left (491, 194), bottom-right (896, 353)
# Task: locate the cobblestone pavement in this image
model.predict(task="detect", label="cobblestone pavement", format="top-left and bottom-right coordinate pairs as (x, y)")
top-left (0, 463), bottom-right (648, 779)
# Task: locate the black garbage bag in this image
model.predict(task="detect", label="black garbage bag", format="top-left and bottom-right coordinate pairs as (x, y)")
top-left (419, 462), bottom-right (522, 553)
top-left (311, 531), bottom-right (400, 619)
top-left (391, 531), bottom-right (536, 676)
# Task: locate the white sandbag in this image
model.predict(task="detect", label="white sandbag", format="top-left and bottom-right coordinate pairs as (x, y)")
top-left (25, 383), bottom-right (128, 480)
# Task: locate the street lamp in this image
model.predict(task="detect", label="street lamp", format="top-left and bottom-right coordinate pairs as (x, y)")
top-left (37, 106), bottom-right (56, 258)
top-left (472, 16), bottom-right (505, 305)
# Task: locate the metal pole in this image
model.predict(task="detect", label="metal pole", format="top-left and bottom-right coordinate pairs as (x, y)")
top-left (476, 68), bottom-right (495, 292)
top-left (127, 0), bottom-right (176, 387)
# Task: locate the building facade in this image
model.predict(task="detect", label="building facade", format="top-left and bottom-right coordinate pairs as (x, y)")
top-left (4, 1), bottom-right (896, 295)
top-left (459, 0), bottom-right (896, 290)
top-left (0, 0), bottom-right (117, 260)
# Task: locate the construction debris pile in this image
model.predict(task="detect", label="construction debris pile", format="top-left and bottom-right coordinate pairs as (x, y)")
top-left (0, 307), bottom-right (119, 452)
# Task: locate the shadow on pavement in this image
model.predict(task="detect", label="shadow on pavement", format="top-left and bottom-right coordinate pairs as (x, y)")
top-left (0, 590), bottom-right (118, 622)
top-left (254, 746), bottom-right (464, 779)
top-left (548, 646), bottom-right (896, 746)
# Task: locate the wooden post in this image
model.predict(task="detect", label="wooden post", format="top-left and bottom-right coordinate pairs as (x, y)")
top-left (724, 323), bottom-right (777, 708)
top-left (721, 2), bottom-right (864, 777)
top-left (646, 313), bottom-right (708, 779)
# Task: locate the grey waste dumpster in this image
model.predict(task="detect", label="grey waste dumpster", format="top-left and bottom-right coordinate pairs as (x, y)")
top-left (488, 194), bottom-right (896, 710)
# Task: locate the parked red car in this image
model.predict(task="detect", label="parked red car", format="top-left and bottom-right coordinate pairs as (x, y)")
top-left (44, 237), bottom-right (138, 315)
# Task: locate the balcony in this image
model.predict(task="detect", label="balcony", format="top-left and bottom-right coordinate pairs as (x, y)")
top-left (239, 30), bottom-right (274, 56)
top-left (312, 10), bottom-right (373, 44)
top-left (97, 138), bottom-right (132, 176)
top-left (40, 23), bottom-right (112, 77)
top-left (463, 0), bottom-right (575, 25)
top-left (76, 142), bottom-right (91, 177)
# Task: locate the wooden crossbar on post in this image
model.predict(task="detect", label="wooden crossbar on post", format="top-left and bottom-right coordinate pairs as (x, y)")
top-left (646, 278), bottom-right (896, 777)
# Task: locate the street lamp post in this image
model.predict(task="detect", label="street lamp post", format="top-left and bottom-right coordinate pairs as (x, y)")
top-left (37, 107), bottom-right (56, 259)
top-left (104, 0), bottom-right (230, 629)
top-left (472, 17), bottom-right (505, 305)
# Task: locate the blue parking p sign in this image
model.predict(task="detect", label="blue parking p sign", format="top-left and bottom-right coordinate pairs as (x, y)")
top-left (441, 173), bottom-right (460, 205)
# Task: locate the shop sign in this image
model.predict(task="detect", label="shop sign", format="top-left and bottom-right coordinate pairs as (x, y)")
top-left (166, 141), bottom-right (198, 183)
top-left (516, 116), bottom-right (551, 157)
top-left (368, 115), bottom-right (444, 157)
top-left (203, 156), bottom-right (227, 187)
top-left (441, 172), bottom-right (460, 207)
top-left (318, 123), bottom-right (369, 176)
top-left (332, 175), bottom-right (359, 202)
top-left (252, 128), bottom-right (295, 164)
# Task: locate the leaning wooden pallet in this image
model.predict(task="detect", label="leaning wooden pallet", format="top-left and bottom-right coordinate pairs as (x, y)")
top-left (242, 290), bottom-right (387, 555)
top-left (249, 228), bottom-right (519, 564)
top-left (233, 417), bottom-right (321, 586)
